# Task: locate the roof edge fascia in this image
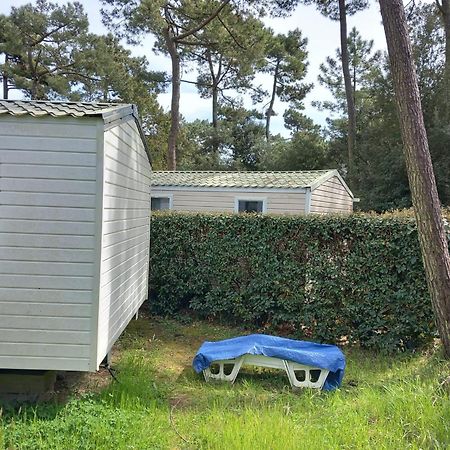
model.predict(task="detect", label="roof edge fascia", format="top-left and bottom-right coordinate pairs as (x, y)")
top-left (102, 104), bottom-right (151, 166)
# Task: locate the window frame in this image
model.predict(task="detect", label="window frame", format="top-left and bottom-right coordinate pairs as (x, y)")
top-left (151, 194), bottom-right (173, 211)
top-left (234, 196), bottom-right (267, 214)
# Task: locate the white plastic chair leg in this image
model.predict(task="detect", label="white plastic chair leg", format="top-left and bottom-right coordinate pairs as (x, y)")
top-left (284, 361), bottom-right (329, 389)
top-left (202, 355), bottom-right (329, 389)
top-left (203, 356), bottom-right (244, 383)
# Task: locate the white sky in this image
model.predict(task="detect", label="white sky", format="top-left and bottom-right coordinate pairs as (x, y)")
top-left (0, 0), bottom-right (434, 136)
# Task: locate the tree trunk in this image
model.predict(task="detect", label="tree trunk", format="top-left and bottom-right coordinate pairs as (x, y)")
top-left (164, 28), bottom-right (180, 171)
top-left (380, 0), bottom-right (450, 357)
top-left (161, 0), bottom-right (232, 170)
top-left (266, 59), bottom-right (280, 142)
top-left (441, 0), bottom-right (450, 121)
top-left (31, 80), bottom-right (38, 99)
top-left (338, 0), bottom-right (356, 186)
top-left (2, 72), bottom-right (8, 99)
top-left (206, 50), bottom-right (221, 156)
top-left (27, 49), bottom-right (38, 100)
top-left (209, 51), bottom-right (220, 131)
top-left (3, 54), bottom-right (9, 100)
top-left (211, 83), bottom-right (220, 157)
top-left (212, 85), bottom-right (218, 129)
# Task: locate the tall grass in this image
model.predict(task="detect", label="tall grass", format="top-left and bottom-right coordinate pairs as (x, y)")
top-left (1, 316), bottom-right (449, 449)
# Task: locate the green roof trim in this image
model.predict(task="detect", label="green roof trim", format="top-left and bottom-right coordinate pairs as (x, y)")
top-left (151, 170), bottom-right (351, 193)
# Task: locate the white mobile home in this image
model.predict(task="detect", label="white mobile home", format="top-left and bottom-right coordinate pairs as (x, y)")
top-left (0, 100), bottom-right (151, 372)
top-left (151, 170), bottom-right (354, 214)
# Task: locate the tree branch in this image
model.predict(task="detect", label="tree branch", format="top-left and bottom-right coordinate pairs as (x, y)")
top-left (37, 62), bottom-right (75, 78)
top-left (218, 63), bottom-right (232, 84)
top-left (180, 78), bottom-right (213, 87)
top-left (217, 53), bottom-right (223, 81)
top-left (176, 38), bottom-right (219, 47)
top-left (217, 15), bottom-right (247, 50)
top-left (60, 71), bottom-right (102, 82)
top-left (30, 23), bottom-right (70, 47)
top-left (174, 0), bottom-right (231, 42)
top-left (34, 48), bottom-right (42, 73)
top-left (435, 0), bottom-right (444, 14)
top-left (188, 50), bottom-right (210, 62)
top-left (207, 49), bottom-right (216, 83)
top-left (219, 90), bottom-right (240, 107)
top-left (164, 6), bottom-right (178, 32)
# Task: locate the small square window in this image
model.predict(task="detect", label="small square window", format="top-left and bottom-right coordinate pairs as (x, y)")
top-left (237, 200), bottom-right (264, 213)
top-left (151, 197), bottom-right (171, 211)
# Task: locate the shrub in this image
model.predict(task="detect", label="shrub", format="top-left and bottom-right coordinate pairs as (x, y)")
top-left (149, 213), bottom-right (443, 351)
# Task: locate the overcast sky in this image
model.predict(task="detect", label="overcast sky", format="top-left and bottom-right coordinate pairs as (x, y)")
top-left (0, 0), bottom-right (433, 136)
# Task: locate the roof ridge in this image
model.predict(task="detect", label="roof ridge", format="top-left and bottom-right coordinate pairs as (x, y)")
top-left (0, 99), bottom-right (134, 119)
top-left (154, 169), bottom-right (334, 173)
top-left (0, 99), bottom-right (126, 107)
top-left (150, 170), bottom-right (343, 190)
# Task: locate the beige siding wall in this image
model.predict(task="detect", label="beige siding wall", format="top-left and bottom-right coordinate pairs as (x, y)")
top-left (97, 119), bottom-right (151, 367)
top-left (310, 176), bottom-right (353, 214)
top-left (152, 189), bottom-right (306, 214)
top-left (0, 116), bottom-right (98, 371)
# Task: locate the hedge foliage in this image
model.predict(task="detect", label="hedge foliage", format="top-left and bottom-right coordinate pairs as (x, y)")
top-left (149, 213), bottom-right (443, 351)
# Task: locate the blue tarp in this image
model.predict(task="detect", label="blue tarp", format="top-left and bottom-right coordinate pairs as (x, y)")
top-left (193, 334), bottom-right (346, 391)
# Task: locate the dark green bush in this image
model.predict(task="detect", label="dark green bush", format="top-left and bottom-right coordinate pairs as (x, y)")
top-left (149, 213), bottom-right (441, 351)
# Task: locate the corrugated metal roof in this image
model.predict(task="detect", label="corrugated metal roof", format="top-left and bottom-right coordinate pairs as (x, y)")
top-left (151, 170), bottom-right (337, 189)
top-left (0, 99), bottom-right (131, 118)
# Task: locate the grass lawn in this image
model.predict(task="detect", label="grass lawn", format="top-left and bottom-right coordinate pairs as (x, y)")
top-left (1, 310), bottom-right (449, 450)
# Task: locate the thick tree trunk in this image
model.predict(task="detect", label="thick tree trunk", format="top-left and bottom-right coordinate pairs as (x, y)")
top-left (380, 0), bottom-right (450, 357)
top-left (338, 0), bottom-right (356, 185)
top-left (265, 59), bottom-right (280, 142)
top-left (164, 28), bottom-right (180, 171)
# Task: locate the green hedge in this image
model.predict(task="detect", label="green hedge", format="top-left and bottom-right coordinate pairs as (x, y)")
top-left (149, 213), bottom-right (441, 351)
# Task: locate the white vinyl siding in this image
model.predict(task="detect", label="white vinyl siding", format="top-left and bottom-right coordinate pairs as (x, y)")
top-left (96, 120), bottom-right (151, 366)
top-left (151, 189), bottom-right (306, 215)
top-left (310, 176), bottom-right (353, 214)
top-left (0, 116), bottom-right (98, 371)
